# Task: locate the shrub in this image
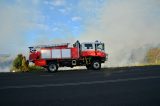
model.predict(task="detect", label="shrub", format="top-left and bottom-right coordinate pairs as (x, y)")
top-left (11, 53), bottom-right (46, 72)
top-left (146, 48), bottom-right (160, 64)
top-left (11, 54), bottom-right (29, 72)
top-left (28, 65), bottom-right (45, 72)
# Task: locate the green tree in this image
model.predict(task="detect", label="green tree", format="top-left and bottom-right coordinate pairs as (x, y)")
top-left (12, 54), bottom-right (23, 70)
top-left (11, 54), bottom-right (29, 72)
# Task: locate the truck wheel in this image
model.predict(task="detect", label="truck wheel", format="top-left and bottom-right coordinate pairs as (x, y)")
top-left (92, 61), bottom-right (101, 70)
top-left (48, 63), bottom-right (58, 72)
top-left (86, 64), bottom-right (92, 70)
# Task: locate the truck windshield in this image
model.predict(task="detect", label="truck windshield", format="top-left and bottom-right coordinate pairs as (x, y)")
top-left (29, 47), bottom-right (36, 53)
top-left (96, 43), bottom-right (105, 51)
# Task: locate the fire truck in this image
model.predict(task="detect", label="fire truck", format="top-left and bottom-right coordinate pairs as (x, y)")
top-left (29, 40), bottom-right (108, 72)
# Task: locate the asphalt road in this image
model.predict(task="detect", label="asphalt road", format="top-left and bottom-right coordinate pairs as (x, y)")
top-left (0, 66), bottom-right (160, 106)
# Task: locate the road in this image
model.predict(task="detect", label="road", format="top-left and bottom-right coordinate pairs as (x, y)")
top-left (0, 66), bottom-right (160, 106)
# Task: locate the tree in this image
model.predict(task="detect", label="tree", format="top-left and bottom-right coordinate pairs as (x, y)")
top-left (12, 54), bottom-right (23, 70)
top-left (11, 54), bottom-right (29, 72)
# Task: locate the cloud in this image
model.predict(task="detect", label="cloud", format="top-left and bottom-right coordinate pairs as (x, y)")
top-left (58, 8), bottom-right (67, 13)
top-left (44, 1), bottom-right (49, 5)
top-left (36, 23), bottom-right (50, 31)
top-left (78, 0), bottom-right (160, 67)
top-left (71, 16), bottom-right (82, 21)
top-left (49, 6), bottom-right (54, 10)
top-left (58, 7), bottom-right (71, 15)
top-left (77, 0), bottom-right (103, 18)
top-left (32, 0), bottom-right (39, 5)
top-left (53, 0), bottom-right (65, 6)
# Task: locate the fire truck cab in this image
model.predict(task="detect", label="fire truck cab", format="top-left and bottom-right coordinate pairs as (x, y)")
top-left (29, 40), bottom-right (108, 72)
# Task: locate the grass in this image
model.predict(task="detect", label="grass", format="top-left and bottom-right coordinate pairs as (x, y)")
top-left (10, 65), bottom-right (45, 73)
top-left (28, 65), bottom-right (45, 72)
top-left (136, 63), bottom-right (160, 66)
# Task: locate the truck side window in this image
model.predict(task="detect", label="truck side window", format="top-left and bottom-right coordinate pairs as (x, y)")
top-left (84, 44), bottom-right (93, 49)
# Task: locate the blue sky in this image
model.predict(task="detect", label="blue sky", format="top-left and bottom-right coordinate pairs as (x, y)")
top-left (5, 0), bottom-right (105, 42)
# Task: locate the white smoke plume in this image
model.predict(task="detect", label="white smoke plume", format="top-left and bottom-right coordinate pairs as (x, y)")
top-left (78, 0), bottom-right (160, 67)
top-left (0, 1), bottom-right (45, 72)
top-left (0, 55), bottom-right (12, 72)
top-left (0, 1), bottom-right (46, 57)
top-left (0, 67), bottom-right (11, 73)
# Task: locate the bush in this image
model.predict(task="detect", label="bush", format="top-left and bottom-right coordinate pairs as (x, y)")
top-left (11, 54), bottom-right (29, 72)
top-left (11, 54), bottom-right (45, 72)
top-left (146, 48), bottom-right (160, 64)
top-left (13, 54), bottom-right (23, 69)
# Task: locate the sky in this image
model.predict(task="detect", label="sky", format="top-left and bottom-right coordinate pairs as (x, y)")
top-left (0, 0), bottom-right (160, 67)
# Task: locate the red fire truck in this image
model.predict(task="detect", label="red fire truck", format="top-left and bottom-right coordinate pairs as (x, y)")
top-left (29, 40), bottom-right (108, 72)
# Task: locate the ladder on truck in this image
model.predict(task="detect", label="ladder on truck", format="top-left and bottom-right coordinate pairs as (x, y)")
top-left (29, 43), bottom-right (70, 49)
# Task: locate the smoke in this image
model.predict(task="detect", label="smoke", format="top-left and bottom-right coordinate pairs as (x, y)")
top-left (0, 67), bottom-right (10, 73)
top-left (78, 0), bottom-right (160, 67)
top-left (0, 1), bottom-right (45, 57)
top-left (0, 55), bottom-right (12, 72)
top-left (0, 1), bottom-right (45, 72)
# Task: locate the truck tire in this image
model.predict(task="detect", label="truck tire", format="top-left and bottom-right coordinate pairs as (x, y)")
top-left (92, 60), bottom-right (101, 70)
top-left (48, 63), bottom-right (58, 72)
